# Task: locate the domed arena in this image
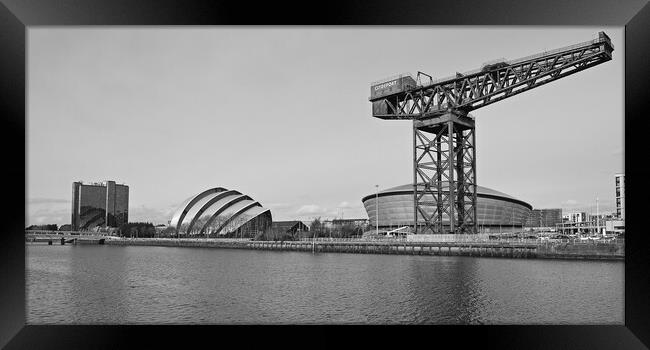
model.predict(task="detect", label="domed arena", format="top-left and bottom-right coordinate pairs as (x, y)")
top-left (169, 187), bottom-right (271, 237)
top-left (362, 184), bottom-right (532, 233)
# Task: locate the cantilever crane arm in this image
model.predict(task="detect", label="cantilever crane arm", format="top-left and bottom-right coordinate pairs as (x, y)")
top-left (370, 32), bottom-right (614, 120)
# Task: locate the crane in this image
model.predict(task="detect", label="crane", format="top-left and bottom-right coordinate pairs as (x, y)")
top-left (369, 31), bottom-right (614, 235)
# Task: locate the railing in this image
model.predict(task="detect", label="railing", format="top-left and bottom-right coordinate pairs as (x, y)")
top-left (370, 72), bottom-right (415, 86)
top-left (297, 236), bottom-right (407, 242)
top-left (115, 237), bottom-right (252, 243)
top-left (480, 57), bottom-right (508, 68)
top-left (27, 230), bottom-right (621, 246)
top-left (508, 39), bottom-right (597, 66)
top-left (417, 36), bottom-right (609, 89)
top-left (294, 235), bottom-right (623, 245)
top-left (26, 230), bottom-right (113, 236)
top-left (411, 101), bottom-right (476, 116)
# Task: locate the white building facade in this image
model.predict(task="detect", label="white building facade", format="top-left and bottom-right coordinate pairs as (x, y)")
top-left (615, 173), bottom-right (625, 220)
top-left (563, 212), bottom-right (588, 223)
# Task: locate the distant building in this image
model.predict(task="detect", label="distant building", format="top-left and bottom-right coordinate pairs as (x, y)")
top-left (591, 213), bottom-right (614, 225)
top-left (615, 173), bottom-right (625, 219)
top-left (563, 212), bottom-right (588, 223)
top-left (605, 220), bottom-right (625, 234)
top-left (362, 184), bottom-right (532, 233)
top-left (331, 218), bottom-right (369, 230)
top-left (525, 209), bottom-right (562, 227)
top-left (320, 218), bottom-right (369, 230)
top-left (72, 180), bottom-right (129, 231)
top-left (272, 221), bottom-right (309, 234)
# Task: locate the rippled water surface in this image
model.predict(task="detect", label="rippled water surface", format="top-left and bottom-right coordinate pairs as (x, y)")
top-left (26, 244), bottom-right (623, 324)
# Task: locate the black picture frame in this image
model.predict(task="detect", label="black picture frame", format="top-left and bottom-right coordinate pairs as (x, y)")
top-left (1, 0), bottom-right (649, 348)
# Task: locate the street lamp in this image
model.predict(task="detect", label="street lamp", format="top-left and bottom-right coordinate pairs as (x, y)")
top-left (596, 196), bottom-right (600, 236)
top-left (375, 185), bottom-right (379, 236)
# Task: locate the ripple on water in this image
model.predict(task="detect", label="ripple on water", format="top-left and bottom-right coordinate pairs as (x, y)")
top-left (26, 245), bottom-right (624, 324)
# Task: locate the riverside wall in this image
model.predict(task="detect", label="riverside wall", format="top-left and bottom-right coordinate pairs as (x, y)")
top-left (101, 238), bottom-right (624, 261)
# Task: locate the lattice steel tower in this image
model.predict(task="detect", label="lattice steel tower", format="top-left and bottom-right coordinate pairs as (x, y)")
top-left (369, 32), bottom-right (614, 234)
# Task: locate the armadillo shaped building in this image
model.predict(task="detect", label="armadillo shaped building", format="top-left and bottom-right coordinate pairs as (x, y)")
top-left (169, 187), bottom-right (272, 237)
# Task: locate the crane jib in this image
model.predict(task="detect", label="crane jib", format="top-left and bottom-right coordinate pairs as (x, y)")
top-left (369, 32), bottom-right (614, 118)
top-left (367, 31), bottom-right (615, 235)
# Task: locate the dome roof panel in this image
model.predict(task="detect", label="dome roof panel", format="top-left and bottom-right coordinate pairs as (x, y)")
top-left (169, 195), bottom-right (196, 228)
top-left (169, 187), bottom-right (228, 229)
top-left (239, 205), bottom-right (268, 218)
top-left (190, 193), bottom-right (244, 224)
top-left (215, 199), bottom-right (255, 218)
top-left (378, 183), bottom-right (515, 200)
top-left (362, 183), bottom-right (530, 209)
top-left (179, 191), bottom-right (229, 227)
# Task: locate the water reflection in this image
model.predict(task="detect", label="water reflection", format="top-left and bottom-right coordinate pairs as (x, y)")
top-left (69, 245), bottom-right (129, 323)
top-left (27, 245), bottom-right (623, 324)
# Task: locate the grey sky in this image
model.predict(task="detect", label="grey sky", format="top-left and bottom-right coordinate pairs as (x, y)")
top-left (27, 27), bottom-right (623, 226)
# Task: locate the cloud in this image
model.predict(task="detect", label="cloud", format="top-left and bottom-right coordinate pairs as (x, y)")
top-left (338, 201), bottom-right (359, 209)
top-left (28, 197), bottom-right (69, 204)
top-left (26, 200), bottom-right (177, 226)
top-left (265, 202), bottom-right (293, 209)
top-left (296, 204), bottom-right (327, 215)
top-left (27, 203), bottom-right (70, 226)
top-left (610, 147), bottom-right (623, 156)
top-left (129, 205), bottom-right (176, 225)
top-left (563, 199), bottom-right (578, 206)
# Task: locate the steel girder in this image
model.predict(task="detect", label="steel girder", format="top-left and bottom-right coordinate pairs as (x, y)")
top-left (413, 112), bottom-right (477, 234)
top-left (370, 32), bottom-right (613, 235)
top-left (370, 35), bottom-right (614, 120)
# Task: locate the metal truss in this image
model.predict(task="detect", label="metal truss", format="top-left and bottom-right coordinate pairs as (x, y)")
top-left (369, 32), bottom-right (613, 235)
top-left (371, 33), bottom-right (614, 120)
top-left (413, 112), bottom-right (477, 234)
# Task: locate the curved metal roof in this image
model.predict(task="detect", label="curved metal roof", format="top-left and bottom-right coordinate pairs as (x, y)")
top-left (169, 187), bottom-right (228, 231)
top-left (169, 187), bottom-right (271, 235)
top-left (361, 183), bottom-right (532, 210)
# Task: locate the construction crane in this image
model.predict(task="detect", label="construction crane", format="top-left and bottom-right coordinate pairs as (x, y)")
top-left (369, 31), bottom-right (614, 235)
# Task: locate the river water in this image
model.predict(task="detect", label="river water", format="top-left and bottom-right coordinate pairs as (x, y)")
top-left (26, 244), bottom-right (623, 324)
